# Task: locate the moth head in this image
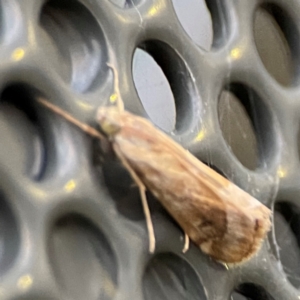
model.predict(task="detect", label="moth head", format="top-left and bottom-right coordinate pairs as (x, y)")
top-left (97, 106), bottom-right (122, 136)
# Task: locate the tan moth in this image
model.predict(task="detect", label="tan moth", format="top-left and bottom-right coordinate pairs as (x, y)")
top-left (37, 65), bottom-right (272, 264)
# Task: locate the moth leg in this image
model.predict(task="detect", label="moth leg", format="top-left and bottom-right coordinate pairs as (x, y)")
top-left (182, 233), bottom-right (190, 253)
top-left (106, 63), bottom-right (124, 112)
top-left (37, 97), bottom-right (104, 140)
top-left (113, 143), bottom-right (156, 253)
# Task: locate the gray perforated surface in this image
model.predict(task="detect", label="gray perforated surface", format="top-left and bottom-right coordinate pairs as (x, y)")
top-left (0, 0), bottom-right (300, 299)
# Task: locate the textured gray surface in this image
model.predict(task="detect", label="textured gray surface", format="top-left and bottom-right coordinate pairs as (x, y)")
top-left (0, 0), bottom-right (300, 299)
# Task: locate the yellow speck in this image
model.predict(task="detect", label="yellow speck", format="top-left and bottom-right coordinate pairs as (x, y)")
top-left (148, 3), bottom-right (163, 16)
top-left (148, 6), bottom-right (158, 16)
top-left (17, 274), bottom-right (33, 290)
top-left (30, 186), bottom-right (46, 199)
top-left (194, 129), bottom-right (206, 142)
top-left (277, 167), bottom-right (287, 178)
top-left (64, 180), bottom-right (76, 192)
top-left (12, 48), bottom-right (25, 61)
top-left (230, 48), bottom-right (241, 60)
top-left (110, 93), bottom-right (118, 103)
top-left (77, 101), bottom-right (93, 111)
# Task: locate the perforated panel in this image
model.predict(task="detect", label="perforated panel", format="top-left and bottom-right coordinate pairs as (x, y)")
top-left (0, 0), bottom-right (299, 299)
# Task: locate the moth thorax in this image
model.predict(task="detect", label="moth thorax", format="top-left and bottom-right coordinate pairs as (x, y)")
top-left (97, 106), bottom-right (122, 136)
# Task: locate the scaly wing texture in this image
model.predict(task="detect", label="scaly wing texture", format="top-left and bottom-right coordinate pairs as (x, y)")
top-left (104, 108), bottom-right (271, 263)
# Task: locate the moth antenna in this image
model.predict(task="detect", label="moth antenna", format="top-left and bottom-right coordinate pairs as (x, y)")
top-left (107, 62), bottom-right (124, 112)
top-left (37, 97), bottom-right (105, 140)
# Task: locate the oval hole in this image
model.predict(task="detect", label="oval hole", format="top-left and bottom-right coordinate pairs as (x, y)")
top-left (274, 202), bottom-right (300, 289)
top-left (133, 42), bottom-right (196, 133)
top-left (0, 192), bottom-right (20, 276)
top-left (218, 84), bottom-right (275, 170)
top-left (232, 283), bottom-right (274, 300)
top-left (218, 89), bottom-right (258, 170)
top-left (48, 214), bottom-right (118, 300)
top-left (132, 48), bottom-right (176, 132)
top-left (40, 0), bottom-right (107, 93)
top-left (172, 0), bottom-right (212, 50)
top-left (254, 5), bottom-right (294, 86)
top-left (204, 0), bottom-right (230, 49)
top-left (143, 253), bottom-right (207, 300)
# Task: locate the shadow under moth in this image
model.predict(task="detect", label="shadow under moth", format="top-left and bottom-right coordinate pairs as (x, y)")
top-left (37, 65), bottom-right (272, 265)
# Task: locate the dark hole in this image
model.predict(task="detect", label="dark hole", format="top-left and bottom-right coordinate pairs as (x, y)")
top-left (133, 41), bottom-right (197, 134)
top-left (204, 0), bottom-right (230, 49)
top-left (143, 253), bottom-right (207, 300)
top-left (1, 84), bottom-right (40, 122)
top-left (172, 0), bottom-right (212, 50)
top-left (0, 84), bottom-right (45, 180)
top-left (274, 202), bottom-right (300, 289)
top-left (49, 214), bottom-right (118, 300)
top-left (254, 5), bottom-right (294, 86)
top-left (232, 283), bottom-right (274, 300)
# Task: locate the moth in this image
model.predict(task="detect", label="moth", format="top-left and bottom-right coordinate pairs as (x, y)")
top-left (37, 65), bottom-right (272, 264)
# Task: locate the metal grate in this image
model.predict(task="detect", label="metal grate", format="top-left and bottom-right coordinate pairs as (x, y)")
top-left (0, 0), bottom-right (299, 299)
